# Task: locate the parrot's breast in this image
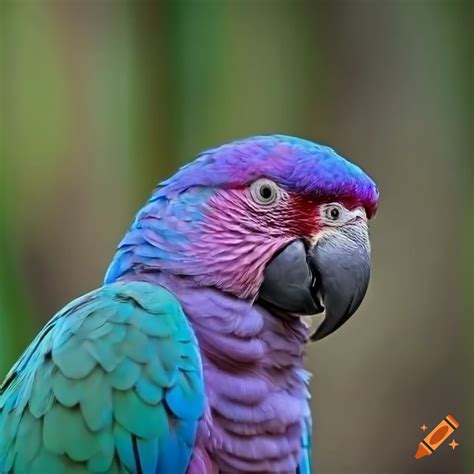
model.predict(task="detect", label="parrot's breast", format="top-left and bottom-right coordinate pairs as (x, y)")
top-left (150, 273), bottom-right (311, 473)
top-left (196, 318), bottom-right (310, 474)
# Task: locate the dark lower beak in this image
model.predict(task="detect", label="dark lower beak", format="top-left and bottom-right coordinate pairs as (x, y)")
top-left (258, 224), bottom-right (371, 341)
top-left (258, 240), bottom-right (324, 315)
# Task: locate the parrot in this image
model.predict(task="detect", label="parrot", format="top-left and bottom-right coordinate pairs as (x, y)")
top-left (0, 135), bottom-right (378, 474)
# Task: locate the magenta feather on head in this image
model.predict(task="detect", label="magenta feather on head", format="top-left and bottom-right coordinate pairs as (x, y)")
top-left (156, 134), bottom-right (378, 217)
top-left (106, 134), bottom-right (378, 297)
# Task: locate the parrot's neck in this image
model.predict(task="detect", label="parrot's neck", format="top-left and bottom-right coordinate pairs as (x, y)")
top-left (122, 272), bottom-right (311, 473)
top-left (104, 192), bottom-right (292, 301)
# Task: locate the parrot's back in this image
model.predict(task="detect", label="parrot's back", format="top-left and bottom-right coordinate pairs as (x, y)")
top-left (0, 281), bottom-right (205, 473)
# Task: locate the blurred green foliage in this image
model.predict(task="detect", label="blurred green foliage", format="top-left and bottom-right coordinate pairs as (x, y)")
top-left (0, 1), bottom-right (472, 472)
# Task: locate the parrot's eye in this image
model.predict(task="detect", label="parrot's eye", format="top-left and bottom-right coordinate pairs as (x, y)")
top-left (323, 203), bottom-right (344, 222)
top-left (250, 179), bottom-right (280, 206)
top-left (329, 207), bottom-right (340, 220)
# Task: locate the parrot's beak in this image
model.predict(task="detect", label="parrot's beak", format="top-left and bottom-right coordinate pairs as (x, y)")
top-left (259, 240), bottom-right (324, 315)
top-left (258, 222), bottom-right (371, 341)
top-left (309, 223), bottom-right (371, 340)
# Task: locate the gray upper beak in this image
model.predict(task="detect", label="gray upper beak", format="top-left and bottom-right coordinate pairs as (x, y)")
top-left (310, 224), bottom-right (371, 340)
top-left (258, 223), bottom-right (371, 341)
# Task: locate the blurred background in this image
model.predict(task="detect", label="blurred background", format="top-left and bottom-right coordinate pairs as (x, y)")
top-left (0, 1), bottom-right (472, 472)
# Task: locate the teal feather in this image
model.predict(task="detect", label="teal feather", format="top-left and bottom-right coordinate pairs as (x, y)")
top-left (120, 326), bottom-right (155, 363)
top-left (156, 429), bottom-right (190, 474)
top-left (52, 340), bottom-right (97, 379)
top-left (165, 370), bottom-right (204, 420)
top-left (0, 281), bottom-right (204, 473)
top-left (14, 409), bottom-right (41, 463)
top-left (108, 358), bottom-right (141, 391)
top-left (28, 362), bottom-right (55, 418)
top-left (86, 429), bottom-right (115, 472)
top-left (136, 437), bottom-right (159, 473)
top-left (113, 390), bottom-right (169, 439)
top-left (297, 414), bottom-right (312, 474)
top-left (51, 371), bottom-right (83, 407)
top-left (113, 423), bottom-right (135, 472)
top-left (79, 368), bottom-right (113, 431)
top-left (42, 403), bottom-right (69, 454)
top-left (135, 377), bottom-right (163, 405)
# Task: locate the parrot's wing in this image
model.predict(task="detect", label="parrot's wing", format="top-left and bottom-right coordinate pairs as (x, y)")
top-left (297, 413), bottom-right (312, 474)
top-left (0, 281), bottom-right (205, 474)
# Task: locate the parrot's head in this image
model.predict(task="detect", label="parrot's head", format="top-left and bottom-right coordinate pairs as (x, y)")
top-left (106, 135), bottom-right (379, 340)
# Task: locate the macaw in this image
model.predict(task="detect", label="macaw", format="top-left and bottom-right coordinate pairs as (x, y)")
top-left (0, 135), bottom-right (378, 473)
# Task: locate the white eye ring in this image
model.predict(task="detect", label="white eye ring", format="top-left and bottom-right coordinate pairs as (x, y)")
top-left (250, 179), bottom-right (280, 206)
top-left (324, 204), bottom-right (344, 222)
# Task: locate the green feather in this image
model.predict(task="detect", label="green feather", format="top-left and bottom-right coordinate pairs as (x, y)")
top-left (79, 368), bottom-right (113, 432)
top-left (0, 281), bottom-right (204, 473)
top-left (120, 325), bottom-right (155, 363)
top-left (14, 409), bottom-right (41, 462)
top-left (113, 390), bottom-right (169, 439)
top-left (108, 358), bottom-right (141, 391)
top-left (51, 370), bottom-right (82, 407)
top-left (52, 340), bottom-right (97, 380)
top-left (29, 362), bottom-right (55, 418)
top-left (135, 377), bottom-right (163, 405)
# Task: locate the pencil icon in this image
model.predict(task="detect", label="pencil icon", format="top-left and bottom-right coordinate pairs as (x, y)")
top-left (415, 415), bottom-right (460, 459)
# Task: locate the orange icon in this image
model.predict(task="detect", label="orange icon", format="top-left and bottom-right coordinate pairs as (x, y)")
top-left (448, 439), bottom-right (459, 450)
top-left (415, 415), bottom-right (460, 459)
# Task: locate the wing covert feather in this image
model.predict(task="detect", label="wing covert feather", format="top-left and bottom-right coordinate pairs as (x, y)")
top-left (0, 281), bottom-right (204, 473)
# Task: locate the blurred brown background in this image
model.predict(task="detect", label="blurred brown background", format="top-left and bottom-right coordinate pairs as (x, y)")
top-left (0, 1), bottom-right (472, 472)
